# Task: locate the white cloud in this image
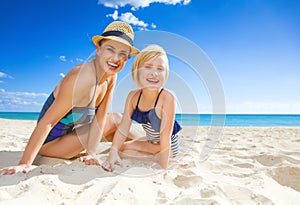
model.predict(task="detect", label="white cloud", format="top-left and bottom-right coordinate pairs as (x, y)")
top-left (59, 56), bottom-right (85, 64)
top-left (0, 89), bottom-right (48, 112)
top-left (183, 0), bottom-right (191, 5)
top-left (59, 56), bottom-right (67, 62)
top-left (59, 73), bottom-right (65, 78)
top-left (76, 58), bottom-right (84, 63)
top-left (120, 12), bottom-right (148, 27)
top-left (107, 10), bottom-right (119, 20)
top-left (9, 91), bottom-right (48, 98)
top-left (0, 71), bottom-right (13, 79)
top-left (107, 10), bottom-right (149, 30)
top-left (98, 0), bottom-right (191, 9)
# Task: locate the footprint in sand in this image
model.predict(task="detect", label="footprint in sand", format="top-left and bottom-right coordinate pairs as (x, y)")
top-left (173, 174), bottom-right (203, 188)
top-left (255, 154), bottom-right (282, 166)
top-left (173, 198), bottom-right (220, 205)
top-left (234, 163), bottom-right (254, 169)
top-left (269, 166), bottom-right (300, 192)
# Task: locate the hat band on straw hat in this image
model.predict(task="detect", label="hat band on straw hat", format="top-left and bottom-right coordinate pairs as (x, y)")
top-left (101, 31), bottom-right (133, 46)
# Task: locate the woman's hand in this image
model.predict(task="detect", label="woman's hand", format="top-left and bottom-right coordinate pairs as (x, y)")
top-left (0, 164), bottom-right (32, 175)
top-left (79, 154), bottom-right (100, 166)
top-left (101, 148), bottom-right (123, 172)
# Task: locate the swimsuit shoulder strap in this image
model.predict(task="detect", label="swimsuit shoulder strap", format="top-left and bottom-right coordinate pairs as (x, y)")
top-left (136, 89), bottom-right (143, 108)
top-left (87, 61), bottom-right (99, 107)
top-left (154, 88), bottom-right (164, 107)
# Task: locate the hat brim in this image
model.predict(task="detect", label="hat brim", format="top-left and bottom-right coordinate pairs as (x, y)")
top-left (92, 36), bottom-right (139, 56)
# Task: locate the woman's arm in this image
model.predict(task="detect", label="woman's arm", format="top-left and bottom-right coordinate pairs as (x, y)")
top-left (158, 91), bottom-right (177, 169)
top-left (1, 70), bottom-right (82, 175)
top-left (85, 75), bottom-right (117, 155)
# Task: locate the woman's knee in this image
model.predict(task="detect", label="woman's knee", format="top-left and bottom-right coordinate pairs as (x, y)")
top-left (103, 112), bottom-right (123, 138)
top-left (107, 112), bottom-right (122, 125)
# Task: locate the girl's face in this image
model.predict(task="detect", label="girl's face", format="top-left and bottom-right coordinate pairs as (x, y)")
top-left (97, 40), bottom-right (131, 75)
top-left (139, 55), bottom-right (168, 89)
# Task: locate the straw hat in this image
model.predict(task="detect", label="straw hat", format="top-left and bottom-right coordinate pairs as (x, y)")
top-left (92, 21), bottom-right (139, 56)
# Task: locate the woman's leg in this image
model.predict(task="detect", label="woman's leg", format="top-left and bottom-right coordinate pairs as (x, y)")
top-left (38, 112), bottom-right (143, 159)
top-left (39, 125), bottom-right (89, 159)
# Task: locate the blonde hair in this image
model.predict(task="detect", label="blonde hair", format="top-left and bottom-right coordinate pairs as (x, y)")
top-left (131, 44), bottom-right (169, 87)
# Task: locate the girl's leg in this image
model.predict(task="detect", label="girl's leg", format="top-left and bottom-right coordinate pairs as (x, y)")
top-left (102, 112), bottom-right (144, 142)
top-left (120, 140), bottom-right (174, 159)
top-left (121, 141), bottom-right (161, 154)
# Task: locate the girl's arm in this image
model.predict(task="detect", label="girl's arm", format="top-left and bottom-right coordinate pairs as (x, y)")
top-left (102, 90), bottom-right (136, 171)
top-left (158, 91), bottom-right (177, 169)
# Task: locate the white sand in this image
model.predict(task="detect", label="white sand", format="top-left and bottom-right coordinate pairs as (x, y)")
top-left (0, 118), bottom-right (300, 204)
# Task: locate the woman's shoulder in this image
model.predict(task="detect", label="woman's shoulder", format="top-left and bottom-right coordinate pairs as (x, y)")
top-left (63, 64), bottom-right (89, 79)
top-left (60, 64), bottom-right (95, 89)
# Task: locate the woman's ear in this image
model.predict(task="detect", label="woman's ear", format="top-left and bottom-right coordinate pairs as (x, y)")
top-left (96, 46), bottom-right (101, 55)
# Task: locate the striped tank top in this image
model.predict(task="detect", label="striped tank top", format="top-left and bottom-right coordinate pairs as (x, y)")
top-left (131, 88), bottom-right (182, 157)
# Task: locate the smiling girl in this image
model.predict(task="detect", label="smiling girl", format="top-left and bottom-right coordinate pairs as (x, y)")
top-left (103, 44), bottom-right (182, 171)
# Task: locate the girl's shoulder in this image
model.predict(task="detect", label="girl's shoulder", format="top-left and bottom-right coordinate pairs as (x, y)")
top-left (161, 88), bottom-right (177, 101)
top-left (126, 89), bottom-right (142, 105)
top-left (127, 89), bottom-right (141, 100)
top-left (128, 89), bottom-right (141, 96)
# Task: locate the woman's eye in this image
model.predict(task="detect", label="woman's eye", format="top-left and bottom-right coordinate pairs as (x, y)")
top-left (107, 48), bottom-right (114, 53)
top-left (120, 53), bottom-right (127, 58)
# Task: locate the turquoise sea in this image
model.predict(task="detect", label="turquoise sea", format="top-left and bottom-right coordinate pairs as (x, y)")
top-left (0, 112), bottom-right (300, 127)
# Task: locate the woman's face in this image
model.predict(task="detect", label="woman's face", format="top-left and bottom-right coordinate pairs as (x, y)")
top-left (97, 40), bottom-right (131, 75)
top-left (138, 55), bottom-right (168, 89)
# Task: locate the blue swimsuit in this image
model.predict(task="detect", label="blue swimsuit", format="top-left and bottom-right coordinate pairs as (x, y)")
top-left (38, 77), bottom-right (99, 144)
top-left (131, 88), bottom-right (182, 157)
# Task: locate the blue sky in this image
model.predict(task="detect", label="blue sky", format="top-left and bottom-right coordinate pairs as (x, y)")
top-left (0, 0), bottom-right (299, 114)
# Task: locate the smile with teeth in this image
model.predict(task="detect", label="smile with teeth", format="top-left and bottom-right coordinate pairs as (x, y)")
top-left (107, 62), bottom-right (118, 70)
top-left (146, 78), bottom-right (159, 84)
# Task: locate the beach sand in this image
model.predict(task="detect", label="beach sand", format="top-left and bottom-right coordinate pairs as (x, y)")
top-left (0, 118), bottom-right (300, 204)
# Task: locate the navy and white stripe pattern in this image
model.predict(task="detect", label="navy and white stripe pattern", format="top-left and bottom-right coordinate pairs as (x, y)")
top-left (142, 122), bottom-right (179, 157)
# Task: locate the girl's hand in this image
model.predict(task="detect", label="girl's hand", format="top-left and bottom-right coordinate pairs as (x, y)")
top-left (101, 148), bottom-right (123, 172)
top-left (79, 154), bottom-right (100, 166)
top-left (0, 164), bottom-right (32, 175)
top-left (151, 162), bottom-right (163, 170)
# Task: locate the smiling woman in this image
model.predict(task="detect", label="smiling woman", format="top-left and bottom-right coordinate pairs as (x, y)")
top-left (0, 21), bottom-right (141, 175)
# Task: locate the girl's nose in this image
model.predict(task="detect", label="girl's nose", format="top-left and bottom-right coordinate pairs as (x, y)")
top-left (149, 70), bottom-right (158, 77)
